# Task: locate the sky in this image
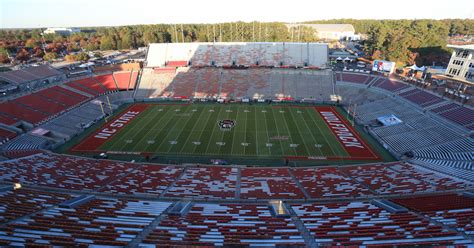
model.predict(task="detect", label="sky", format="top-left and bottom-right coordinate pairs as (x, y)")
top-left (1, 0), bottom-right (473, 29)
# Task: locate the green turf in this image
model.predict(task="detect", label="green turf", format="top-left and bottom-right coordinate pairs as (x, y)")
top-left (99, 104), bottom-right (350, 159)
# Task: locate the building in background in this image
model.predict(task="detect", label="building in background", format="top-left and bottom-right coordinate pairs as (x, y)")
top-left (285, 24), bottom-right (359, 41)
top-left (43, 27), bottom-right (81, 36)
top-left (446, 44), bottom-right (474, 84)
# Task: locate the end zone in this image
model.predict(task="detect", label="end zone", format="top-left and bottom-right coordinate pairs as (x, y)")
top-left (314, 106), bottom-right (380, 160)
top-left (71, 104), bottom-right (149, 152)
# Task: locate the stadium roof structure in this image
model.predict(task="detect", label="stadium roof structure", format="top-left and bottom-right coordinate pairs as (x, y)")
top-left (0, 65), bottom-right (63, 85)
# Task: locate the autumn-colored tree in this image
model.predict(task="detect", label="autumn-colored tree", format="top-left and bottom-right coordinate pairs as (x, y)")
top-left (75, 52), bottom-right (89, 61)
top-left (33, 48), bottom-right (45, 58)
top-left (15, 49), bottom-right (30, 62)
top-left (100, 35), bottom-right (115, 50)
top-left (0, 54), bottom-right (10, 64)
top-left (65, 52), bottom-right (89, 62)
top-left (43, 52), bottom-right (58, 61)
top-left (67, 43), bottom-right (80, 53)
top-left (25, 38), bottom-right (38, 48)
top-left (0, 47), bottom-right (10, 64)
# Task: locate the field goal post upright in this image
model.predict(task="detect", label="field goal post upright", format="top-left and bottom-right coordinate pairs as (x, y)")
top-left (351, 103), bottom-right (357, 127)
top-left (345, 100), bottom-right (356, 127)
top-left (106, 95), bottom-right (113, 113)
top-left (99, 102), bottom-right (107, 123)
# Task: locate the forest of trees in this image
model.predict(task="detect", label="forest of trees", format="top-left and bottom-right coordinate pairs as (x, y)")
top-left (305, 19), bottom-right (474, 66)
top-left (0, 19), bottom-right (473, 66)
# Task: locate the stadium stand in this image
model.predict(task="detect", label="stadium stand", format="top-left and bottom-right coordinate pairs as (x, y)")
top-left (413, 158), bottom-right (473, 171)
top-left (430, 102), bottom-right (460, 113)
top-left (65, 78), bottom-right (108, 96)
top-left (0, 151), bottom-right (471, 246)
top-left (292, 201), bottom-right (473, 246)
top-left (147, 42), bottom-right (328, 68)
top-left (0, 188), bottom-right (73, 224)
top-left (240, 168), bottom-right (306, 199)
top-left (99, 164), bottom-right (183, 195)
top-left (411, 139), bottom-right (474, 170)
top-left (0, 84), bottom-right (93, 126)
top-left (0, 153), bottom-right (135, 190)
top-left (136, 67), bottom-right (334, 100)
top-left (0, 101), bottom-right (49, 125)
top-left (1, 43), bottom-right (474, 247)
top-left (339, 72), bottom-right (372, 84)
top-left (0, 127), bottom-right (16, 144)
top-left (0, 198), bottom-right (171, 247)
top-left (434, 104), bottom-right (474, 130)
top-left (349, 90), bottom-right (472, 159)
top-left (93, 74), bottom-right (118, 91)
top-left (0, 65), bottom-right (63, 91)
top-left (38, 97), bottom-right (116, 138)
top-left (135, 68), bottom-right (174, 99)
top-left (37, 86), bottom-right (89, 108)
top-left (3, 134), bottom-right (50, 151)
top-left (93, 62), bottom-right (141, 73)
top-left (0, 150), bottom-right (42, 159)
top-left (113, 71), bottom-right (138, 90)
top-left (394, 194), bottom-right (474, 236)
top-left (141, 203), bottom-right (304, 246)
top-left (341, 162), bottom-right (473, 195)
top-left (372, 78), bottom-right (410, 92)
top-left (399, 88), bottom-right (446, 108)
top-left (292, 167), bottom-right (373, 198)
top-left (164, 166), bottom-right (238, 199)
top-left (0, 113), bottom-right (18, 126)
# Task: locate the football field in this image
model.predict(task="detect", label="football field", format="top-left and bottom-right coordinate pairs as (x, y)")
top-left (72, 103), bottom-right (382, 161)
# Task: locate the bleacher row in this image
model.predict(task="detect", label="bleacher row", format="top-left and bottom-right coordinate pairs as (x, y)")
top-left (0, 86), bottom-right (89, 126)
top-left (0, 153), bottom-right (472, 199)
top-left (0, 71), bottom-right (138, 127)
top-left (336, 72), bottom-right (474, 130)
top-left (65, 71), bottom-right (138, 97)
top-left (136, 67), bottom-right (334, 101)
top-left (349, 96), bottom-right (470, 156)
top-left (0, 187), bottom-right (473, 247)
top-left (336, 75), bottom-right (473, 166)
top-left (37, 91), bottom-right (134, 138)
top-left (0, 127), bottom-right (17, 145)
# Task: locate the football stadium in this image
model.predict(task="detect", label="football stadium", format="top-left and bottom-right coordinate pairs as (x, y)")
top-left (1, 4), bottom-right (474, 246)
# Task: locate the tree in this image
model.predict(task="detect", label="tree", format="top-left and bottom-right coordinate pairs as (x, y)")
top-left (67, 43), bottom-right (80, 52)
top-left (25, 38), bottom-right (38, 48)
top-left (75, 52), bottom-right (90, 61)
top-left (33, 48), bottom-right (45, 58)
top-left (100, 35), bottom-right (115, 50)
top-left (119, 32), bottom-right (133, 49)
top-left (143, 30), bottom-right (158, 45)
top-left (65, 52), bottom-right (89, 62)
top-left (43, 52), bottom-right (58, 61)
top-left (15, 49), bottom-right (30, 62)
top-left (0, 47), bottom-right (10, 64)
top-left (93, 52), bottom-right (103, 58)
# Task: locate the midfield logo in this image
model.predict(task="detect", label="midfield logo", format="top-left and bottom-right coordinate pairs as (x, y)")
top-left (218, 119), bottom-right (236, 130)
